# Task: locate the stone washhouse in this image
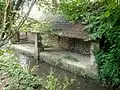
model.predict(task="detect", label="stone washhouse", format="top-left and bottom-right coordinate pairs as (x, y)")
top-left (11, 15), bottom-right (99, 78)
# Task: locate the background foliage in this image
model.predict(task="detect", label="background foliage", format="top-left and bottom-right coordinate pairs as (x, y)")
top-left (59, 0), bottom-right (120, 89)
top-left (20, 18), bottom-right (52, 34)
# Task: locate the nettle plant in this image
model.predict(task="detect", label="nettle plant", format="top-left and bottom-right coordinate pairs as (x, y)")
top-left (0, 53), bottom-right (74, 90)
top-left (59, 0), bottom-right (120, 89)
top-left (0, 55), bottom-right (42, 90)
top-left (20, 18), bottom-right (52, 34)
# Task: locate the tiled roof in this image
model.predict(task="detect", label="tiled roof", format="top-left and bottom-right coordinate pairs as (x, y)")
top-left (40, 14), bottom-right (90, 41)
top-left (55, 24), bottom-right (90, 41)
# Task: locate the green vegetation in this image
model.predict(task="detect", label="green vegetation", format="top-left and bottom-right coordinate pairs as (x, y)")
top-left (0, 0), bottom-right (59, 47)
top-left (0, 0), bottom-right (36, 46)
top-left (0, 55), bottom-right (42, 90)
top-left (20, 18), bottom-right (52, 34)
top-left (1, 0), bottom-right (120, 89)
top-left (59, 0), bottom-right (120, 89)
top-left (0, 0), bottom-right (74, 89)
top-left (43, 71), bottom-right (74, 90)
top-left (0, 53), bottom-right (74, 90)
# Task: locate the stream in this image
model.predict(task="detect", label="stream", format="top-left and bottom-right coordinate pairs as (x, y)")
top-left (15, 52), bottom-right (120, 90)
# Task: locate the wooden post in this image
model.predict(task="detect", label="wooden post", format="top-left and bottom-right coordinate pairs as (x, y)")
top-left (34, 33), bottom-right (44, 60)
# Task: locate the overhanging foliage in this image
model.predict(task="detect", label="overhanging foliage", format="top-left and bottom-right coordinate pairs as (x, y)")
top-left (59, 0), bottom-right (120, 89)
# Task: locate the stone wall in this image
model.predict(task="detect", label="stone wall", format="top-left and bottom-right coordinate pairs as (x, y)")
top-left (20, 32), bottom-right (27, 40)
top-left (43, 35), bottom-right (59, 47)
top-left (27, 32), bottom-right (35, 43)
top-left (58, 36), bottom-right (70, 50)
top-left (74, 38), bottom-right (91, 55)
top-left (19, 32), bottom-right (35, 43)
top-left (58, 37), bottom-right (91, 55)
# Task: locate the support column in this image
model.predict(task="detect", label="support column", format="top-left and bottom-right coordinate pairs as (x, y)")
top-left (34, 33), bottom-right (44, 60)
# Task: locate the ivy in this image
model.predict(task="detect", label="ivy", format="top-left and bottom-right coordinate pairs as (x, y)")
top-left (59, 0), bottom-right (120, 89)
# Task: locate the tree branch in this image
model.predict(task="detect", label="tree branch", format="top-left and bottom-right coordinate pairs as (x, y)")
top-left (0, 0), bottom-right (36, 47)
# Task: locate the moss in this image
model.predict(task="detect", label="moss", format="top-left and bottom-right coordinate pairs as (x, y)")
top-left (40, 54), bottom-right (98, 81)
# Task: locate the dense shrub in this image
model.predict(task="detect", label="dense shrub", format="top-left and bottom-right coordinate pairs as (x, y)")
top-left (59, 0), bottom-right (120, 89)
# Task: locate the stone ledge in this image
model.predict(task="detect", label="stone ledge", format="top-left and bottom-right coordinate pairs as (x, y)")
top-left (39, 53), bottom-right (98, 80)
top-left (11, 44), bottom-right (98, 80)
top-left (11, 44), bottom-right (35, 57)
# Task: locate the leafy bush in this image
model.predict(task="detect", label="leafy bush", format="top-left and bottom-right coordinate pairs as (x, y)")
top-left (0, 55), bottom-right (42, 90)
top-left (0, 54), bottom-right (74, 90)
top-left (95, 49), bottom-right (120, 88)
top-left (43, 70), bottom-right (74, 90)
top-left (59, 0), bottom-right (120, 89)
